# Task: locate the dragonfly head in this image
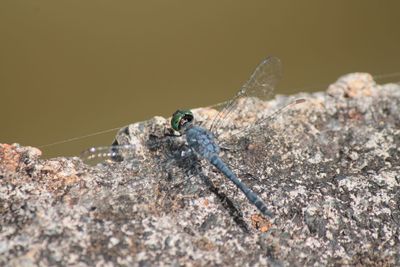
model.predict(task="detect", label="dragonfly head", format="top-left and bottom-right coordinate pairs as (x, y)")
top-left (171, 110), bottom-right (194, 132)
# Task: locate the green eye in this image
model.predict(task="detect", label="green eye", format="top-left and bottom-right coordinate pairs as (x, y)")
top-left (171, 110), bottom-right (193, 131)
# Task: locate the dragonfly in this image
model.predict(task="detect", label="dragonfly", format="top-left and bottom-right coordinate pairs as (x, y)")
top-left (80, 56), bottom-right (305, 218)
top-left (168, 58), bottom-right (306, 218)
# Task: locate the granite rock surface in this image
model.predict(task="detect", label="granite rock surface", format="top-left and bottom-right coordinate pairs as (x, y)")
top-left (1, 73), bottom-right (399, 266)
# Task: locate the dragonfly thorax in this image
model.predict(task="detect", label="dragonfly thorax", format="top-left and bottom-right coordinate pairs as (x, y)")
top-left (185, 125), bottom-right (220, 160)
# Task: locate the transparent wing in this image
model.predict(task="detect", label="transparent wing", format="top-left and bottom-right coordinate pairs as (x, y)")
top-left (227, 98), bottom-right (306, 140)
top-left (80, 144), bottom-right (139, 164)
top-left (209, 56), bottom-right (282, 133)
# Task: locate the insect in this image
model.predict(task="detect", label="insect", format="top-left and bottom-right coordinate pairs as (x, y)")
top-left (82, 56), bottom-right (305, 217)
top-left (167, 57), bottom-right (305, 217)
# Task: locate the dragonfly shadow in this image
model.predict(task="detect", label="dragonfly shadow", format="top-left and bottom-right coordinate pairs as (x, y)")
top-left (196, 170), bottom-right (250, 233)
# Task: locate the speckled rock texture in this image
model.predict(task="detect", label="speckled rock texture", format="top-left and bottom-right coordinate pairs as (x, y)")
top-left (1, 73), bottom-right (399, 266)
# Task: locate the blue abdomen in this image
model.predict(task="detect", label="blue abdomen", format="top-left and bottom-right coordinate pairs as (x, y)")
top-left (184, 125), bottom-right (273, 217)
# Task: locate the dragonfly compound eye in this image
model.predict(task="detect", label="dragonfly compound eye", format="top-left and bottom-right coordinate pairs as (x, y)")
top-left (171, 110), bottom-right (194, 131)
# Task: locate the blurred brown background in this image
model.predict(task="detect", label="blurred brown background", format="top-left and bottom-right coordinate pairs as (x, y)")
top-left (1, 0), bottom-right (399, 158)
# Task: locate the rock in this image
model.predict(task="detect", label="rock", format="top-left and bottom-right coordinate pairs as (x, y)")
top-left (1, 73), bottom-right (399, 266)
